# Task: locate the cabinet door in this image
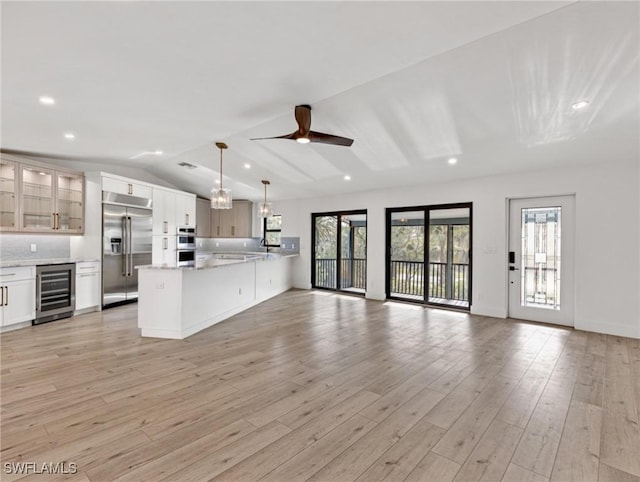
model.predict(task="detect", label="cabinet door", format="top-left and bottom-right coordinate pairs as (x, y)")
top-left (152, 235), bottom-right (176, 264)
top-left (75, 271), bottom-right (100, 310)
top-left (211, 208), bottom-right (230, 237)
top-left (131, 183), bottom-right (152, 199)
top-left (2, 279), bottom-right (36, 326)
top-left (21, 166), bottom-right (55, 231)
top-left (233, 201), bottom-right (253, 238)
top-left (183, 195), bottom-right (196, 228)
top-left (0, 158), bottom-right (19, 231)
top-left (152, 189), bottom-right (176, 235)
top-left (55, 172), bottom-right (84, 233)
top-left (102, 176), bottom-right (131, 196)
top-left (196, 198), bottom-right (211, 237)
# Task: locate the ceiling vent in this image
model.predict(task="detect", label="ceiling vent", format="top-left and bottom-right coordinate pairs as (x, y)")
top-left (178, 162), bottom-right (198, 169)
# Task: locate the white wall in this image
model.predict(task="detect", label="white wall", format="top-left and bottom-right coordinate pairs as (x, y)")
top-left (274, 161), bottom-right (640, 339)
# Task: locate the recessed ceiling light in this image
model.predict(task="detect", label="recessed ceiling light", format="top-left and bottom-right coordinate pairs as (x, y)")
top-left (39, 172), bottom-right (46, 176)
top-left (296, 137), bottom-right (310, 144)
top-left (572, 100), bottom-right (590, 110)
top-left (154, 150), bottom-right (163, 155)
top-left (39, 96), bottom-right (55, 105)
top-left (64, 133), bottom-right (75, 140)
top-left (243, 163), bottom-right (251, 169)
top-left (447, 157), bottom-right (458, 165)
top-left (344, 175), bottom-right (351, 181)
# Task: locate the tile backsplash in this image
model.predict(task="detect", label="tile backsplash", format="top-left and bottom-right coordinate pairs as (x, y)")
top-left (197, 237), bottom-right (300, 255)
top-left (0, 234), bottom-right (70, 261)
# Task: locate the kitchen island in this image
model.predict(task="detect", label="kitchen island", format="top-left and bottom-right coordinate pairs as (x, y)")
top-left (137, 253), bottom-right (294, 339)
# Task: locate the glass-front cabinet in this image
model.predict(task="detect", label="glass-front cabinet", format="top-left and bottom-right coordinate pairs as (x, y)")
top-left (0, 159), bottom-right (19, 230)
top-left (0, 156), bottom-right (84, 234)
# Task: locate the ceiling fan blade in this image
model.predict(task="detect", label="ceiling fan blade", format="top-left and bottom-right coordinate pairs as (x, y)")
top-left (294, 105), bottom-right (312, 135)
top-left (308, 131), bottom-right (354, 147)
top-left (250, 132), bottom-right (296, 141)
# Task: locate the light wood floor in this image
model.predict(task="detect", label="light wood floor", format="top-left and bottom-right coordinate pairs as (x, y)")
top-left (1, 289), bottom-right (639, 482)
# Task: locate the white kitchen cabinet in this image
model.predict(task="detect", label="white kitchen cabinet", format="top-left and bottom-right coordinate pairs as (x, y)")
top-left (0, 158), bottom-right (19, 231)
top-left (152, 188), bottom-right (196, 235)
top-left (102, 175), bottom-right (152, 199)
top-left (211, 200), bottom-right (253, 238)
top-left (152, 235), bottom-right (177, 264)
top-left (0, 266), bottom-right (36, 328)
top-left (195, 198), bottom-right (211, 237)
top-left (75, 261), bottom-right (101, 311)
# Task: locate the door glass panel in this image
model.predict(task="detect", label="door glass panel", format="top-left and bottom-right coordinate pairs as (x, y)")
top-left (22, 167), bottom-right (53, 229)
top-left (340, 214), bottom-right (366, 292)
top-left (314, 215), bottom-right (338, 289)
top-left (521, 207), bottom-right (561, 310)
top-left (0, 160), bottom-right (17, 228)
top-left (56, 173), bottom-right (83, 231)
top-left (389, 211), bottom-right (425, 300)
top-left (428, 207), bottom-right (470, 308)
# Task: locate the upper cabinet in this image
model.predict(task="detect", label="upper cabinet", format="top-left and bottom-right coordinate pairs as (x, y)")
top-left (195, 198), bottom-right (211, 237)
top-left (152, 188), bottom-right (196, 236)
top-left (0, 156), bottom-right (84, 234)
top-left (0, 159), bottom-right (18, 231)
top-left (211, 200), bottom-right (253, 238)
top-left (102, 176), bottom-right (152, 199)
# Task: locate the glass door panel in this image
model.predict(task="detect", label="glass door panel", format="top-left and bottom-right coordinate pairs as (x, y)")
top-left (340, 213), bottom-right (367, 293)
top-left (428, 207), bottom-right (470, 308)
top-left (0, 159), bottom-right (18, 230)
top-left (21, 166), bottom-right (54, 230)
top-left (389, 211), bottom-right (425, 301)
top-left (314, 215), bottom-right (338, 289)
top-left (56, 172), bottom-right (83, 232)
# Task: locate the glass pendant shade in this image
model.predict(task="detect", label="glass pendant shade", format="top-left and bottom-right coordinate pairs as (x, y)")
top-left (211, 187), bottom-right (232, 209)
top-left (258, 201), bottom-right (273, 218)
top-left (211, 141), bottom-right (232, 209)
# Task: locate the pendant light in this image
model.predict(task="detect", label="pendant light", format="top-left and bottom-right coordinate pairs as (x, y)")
top-left (258, 180), bottom-right (273, 218)
top-left (211, 142), bottom-right (232, 209)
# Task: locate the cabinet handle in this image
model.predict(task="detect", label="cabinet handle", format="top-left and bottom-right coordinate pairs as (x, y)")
top-left (0, 286), bottom-right (3, 305)
top-left (128, 183), bottom-right (133, 195)
top-left (52, 213), bottom-right (56, 229)
top-left (231, 225), bottom-right (235, 236)
top-left (79, 273), bottom-right (97, 277)
top-left (186, 213), bottom-right (189, 225)
top-left (1, 273), bottom-right (16, 277)
top-left (163, 237), bottom-right (168, 250)
top-left (4, 286), bottom-right (7, 306)
top-left (217, 226), bottom-right (220, 236)
top-left (163, 221), bottom-right (168, 234)
top-left (56, 213), bottom-right (60, 230)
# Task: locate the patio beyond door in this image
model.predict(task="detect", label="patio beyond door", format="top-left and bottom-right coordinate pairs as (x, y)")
top-left (386, 203), bottom-right (472, 309)
top-left (312, 211), bottom-right (367, 294)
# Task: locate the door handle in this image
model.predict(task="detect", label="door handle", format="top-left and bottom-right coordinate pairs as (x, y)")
top-left (36, 275), bottom-right (41, 311)
top-left (122, 217), bottom-right (128, 276)
top-left (128, 216), bottom-right (133, 276)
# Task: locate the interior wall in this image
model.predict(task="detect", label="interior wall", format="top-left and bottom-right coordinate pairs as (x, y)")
top-left (274, 161), bottom-right (640, 339)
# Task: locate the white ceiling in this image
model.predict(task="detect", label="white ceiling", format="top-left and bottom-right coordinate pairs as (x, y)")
top-left (1, 1), bottom-right (638, 202)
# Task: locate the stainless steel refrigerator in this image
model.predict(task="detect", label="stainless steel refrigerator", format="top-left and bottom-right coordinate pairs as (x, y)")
top-left (102, 192), bottom-right (153, 307)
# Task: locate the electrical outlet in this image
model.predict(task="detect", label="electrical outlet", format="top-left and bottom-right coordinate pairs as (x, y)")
top-left (30, 243), bottom-right (37, 252)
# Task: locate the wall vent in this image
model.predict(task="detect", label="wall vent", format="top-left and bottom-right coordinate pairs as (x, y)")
top-left (178, 162), bottom-right (197, 169)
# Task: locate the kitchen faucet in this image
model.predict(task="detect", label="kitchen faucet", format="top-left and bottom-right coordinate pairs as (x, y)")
top-left (259, 238), bottom-right (270, 253)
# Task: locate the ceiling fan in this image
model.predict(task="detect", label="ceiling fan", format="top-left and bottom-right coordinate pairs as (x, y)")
top-left (251, 104), bottom-right (354, 147)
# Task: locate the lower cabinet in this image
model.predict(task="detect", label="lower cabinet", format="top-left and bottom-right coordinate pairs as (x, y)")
top-left (0, 267), bottom-right (36, 327)
top-left (75, 261), bottom-right (101, 311)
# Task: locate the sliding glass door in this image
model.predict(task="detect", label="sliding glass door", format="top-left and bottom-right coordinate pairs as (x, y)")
top-left (312, 210), bottom-right (367, 294)
top-left (386, 203), bottom-right (472, 309)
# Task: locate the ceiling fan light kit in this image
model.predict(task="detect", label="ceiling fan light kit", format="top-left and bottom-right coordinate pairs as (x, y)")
top-left (251, 104), bottom-right (354, 147)
top-left (258, 179), bottom-right (273, 218)
top-left (211, 141), bottom-right (233, 209)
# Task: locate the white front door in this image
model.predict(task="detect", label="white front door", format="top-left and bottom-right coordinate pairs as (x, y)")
top-left (508, 196), bottom-right (575, 326)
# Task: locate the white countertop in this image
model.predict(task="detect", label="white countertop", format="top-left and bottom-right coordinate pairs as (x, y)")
top-left (0, 258), bottom-right (101, 268)
top-left (137, 252), bottom-right (297, 271)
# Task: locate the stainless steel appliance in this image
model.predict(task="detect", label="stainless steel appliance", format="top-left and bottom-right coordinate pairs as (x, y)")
top-left (176, 226), bottom-right (196, 250)
top-left (102, 191), bottom-right (152, 307)
top-left (35, 263), bottom-right (75, 324)
top-left (176, 226), bottom-right (196, 267)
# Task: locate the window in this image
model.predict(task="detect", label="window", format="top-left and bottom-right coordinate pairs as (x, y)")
top-left (263, 214), bottom-right (281, 247)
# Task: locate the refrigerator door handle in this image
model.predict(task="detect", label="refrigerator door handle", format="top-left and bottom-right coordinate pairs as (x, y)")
top-left (122, 217), bottom-right (128, 276)
top-left (128, 216), bottom-right (133, 276)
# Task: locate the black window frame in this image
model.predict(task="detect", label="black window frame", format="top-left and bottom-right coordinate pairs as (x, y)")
top-left (263, 214), bottom-right (282, 247)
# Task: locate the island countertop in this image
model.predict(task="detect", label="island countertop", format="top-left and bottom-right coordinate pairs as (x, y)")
top-left (136, 252), bottom-right (297, 271)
